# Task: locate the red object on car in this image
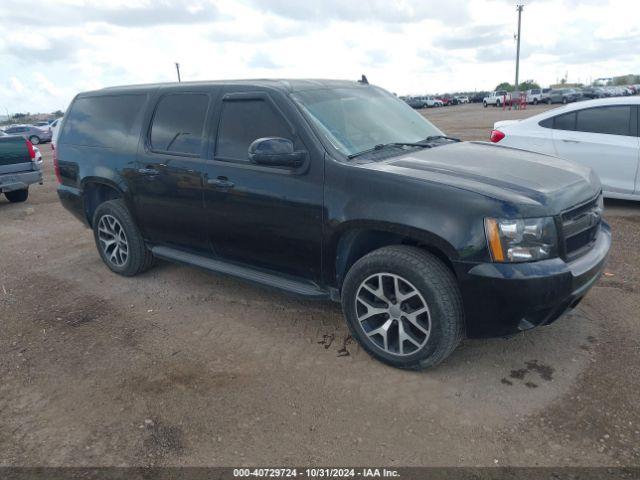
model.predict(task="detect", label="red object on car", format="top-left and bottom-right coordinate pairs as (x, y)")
top-left (25, 139), bottom-right (36, 160)
top-left (52, 142), bottom-right (62, 183)
top-left (490, 130), bottom-right (505, 143)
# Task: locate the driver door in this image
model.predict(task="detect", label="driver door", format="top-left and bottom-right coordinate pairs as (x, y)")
top-left (202, 88), bottom-right (324, 281)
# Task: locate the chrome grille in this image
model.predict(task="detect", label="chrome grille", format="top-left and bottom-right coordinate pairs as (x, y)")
top-left (561, 196), bottom-right (602, 259)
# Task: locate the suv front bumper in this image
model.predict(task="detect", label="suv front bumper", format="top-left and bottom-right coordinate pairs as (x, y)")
top-left (455, 221), bottom-right (611, 338)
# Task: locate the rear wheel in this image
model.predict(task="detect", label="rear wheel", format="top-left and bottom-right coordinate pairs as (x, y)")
top-left (496, 100), bottom-right (501, 107)
top-left (92, 199), bottom-right (154, 276)
top-left (533, 98), bottom-right (539, 105)
top-left (562, 97), bottom-right (568, 104)
top-left (5, 188), bottom-right (28, 203)
top-left (341, 246), bottom-right (464, 370)
top-left (28, 135), bottom-right (40, 145)
top-left (547, 98), bottom-right (552, 105)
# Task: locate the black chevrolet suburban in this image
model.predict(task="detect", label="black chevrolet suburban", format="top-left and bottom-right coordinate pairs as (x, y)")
top-left (56, 79), bottom-right (610, 369)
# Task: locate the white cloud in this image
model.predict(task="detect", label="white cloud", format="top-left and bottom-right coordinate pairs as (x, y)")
top-left (10, 77), bottom-right (26, 93)
top-left (34, 72), bottom-right (62, 97)
top-left (0, 0), bottom-right (638, 113)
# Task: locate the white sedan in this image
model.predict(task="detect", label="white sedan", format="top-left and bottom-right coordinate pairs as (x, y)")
top-left (490, 97), bottom-right (640, 201)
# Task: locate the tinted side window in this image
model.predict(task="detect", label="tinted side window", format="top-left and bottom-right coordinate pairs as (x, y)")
top-left (554, 112), bottom-right (576, 131)
top-left (216, 99), bottom-right (292, 161)
top-left (150, 94), bottom-right (208, 155)
top-left (575, 106), bottom-right (631, 136)
top-left (539, 117), bottom-right (554, 129)
top-left (62, 94), bottom-right (146, 148)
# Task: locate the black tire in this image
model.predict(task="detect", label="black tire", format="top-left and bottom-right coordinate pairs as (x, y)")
top-left (483, 101), bottom-right (488, 108)
top-left (341, 246), bottom-right (464, 370)
top-left (562, 97), bottom-right (568, 104)
top-left (533, 98), bottom-right (538, 105)
top-left (28, 135), bottom-right (40, 145)
top-left (547, 98), bottom-right (552, 105)
top-left (92, 199), bottom-right (154, 276)
top-left (5, 188), bottom-right (29, 203)
top-left (496, 100), bottom-right (501, 107)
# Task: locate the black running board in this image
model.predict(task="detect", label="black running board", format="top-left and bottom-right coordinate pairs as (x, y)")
top-left (151, 246), bottom-right (328, 299)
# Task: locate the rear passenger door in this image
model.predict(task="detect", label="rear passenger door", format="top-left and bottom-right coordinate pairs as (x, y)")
top-left (202, 88), bottom-right (323, 281)
top-left (552, 105), bottom-right (639, 195)
top-left (132, 88), bottom-right (215, 252)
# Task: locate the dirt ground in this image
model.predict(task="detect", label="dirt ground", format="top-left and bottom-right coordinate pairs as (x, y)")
top-left (1, 104), bottom-right (638, 467)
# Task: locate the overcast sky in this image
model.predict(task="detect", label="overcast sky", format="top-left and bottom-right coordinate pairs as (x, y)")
top-left (0, 0), bottom-right (638, 113)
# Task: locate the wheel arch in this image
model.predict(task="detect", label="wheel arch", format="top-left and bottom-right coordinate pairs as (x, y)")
top-left (81, 178), bottom-right (126, 227)
top-left (330, 222), bottom-right (458, 291)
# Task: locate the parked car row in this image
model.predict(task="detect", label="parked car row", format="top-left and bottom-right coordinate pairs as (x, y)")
top-left (401, 94), bottom-right (469, 109)
top-left (481, 85), bottom-right (640, 108)
top-left (0, 123), bottom-right (53, 144)
top-left (525, 84), bottom-right (640, 105)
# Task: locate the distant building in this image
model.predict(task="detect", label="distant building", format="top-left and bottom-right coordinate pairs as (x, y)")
top-left (593, 77), bottom-right (613, 86)
top-left (550, 83), bottom-right (583, 89)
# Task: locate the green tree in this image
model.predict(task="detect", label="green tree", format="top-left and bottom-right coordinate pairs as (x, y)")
top-left (519, 80), bottom-right (540, 90)
top-left (613, 74), bottom-right (640, 86)
top-left (495, 82), bottom-right (514, 92)
top-left (495, 80), bottom-right (541, 92)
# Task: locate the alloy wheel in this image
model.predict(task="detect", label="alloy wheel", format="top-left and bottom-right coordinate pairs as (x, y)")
top-left (97, 214), bottom-right (129, 267)
top-left (355, 273), bottom-right (431, 356)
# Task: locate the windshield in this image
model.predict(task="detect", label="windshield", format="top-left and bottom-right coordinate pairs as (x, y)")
top-left (291, 86), bottom-right (442, 157)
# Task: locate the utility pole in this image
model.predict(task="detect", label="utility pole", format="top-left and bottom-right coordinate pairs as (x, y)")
top-left (514, 4), bottom-right (524, 98)
top-left (175, 62), bottom-right (181, 82)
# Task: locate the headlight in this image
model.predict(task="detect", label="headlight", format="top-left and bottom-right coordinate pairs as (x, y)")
top-left (484, 217), bottom-right (558, 262)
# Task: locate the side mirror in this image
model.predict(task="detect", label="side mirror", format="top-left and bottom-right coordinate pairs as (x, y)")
top-left (248, 137), bottom-right (305, 167)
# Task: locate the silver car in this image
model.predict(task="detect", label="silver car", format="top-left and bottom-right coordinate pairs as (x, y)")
top-left (3, 124), bottom-right (52, 145)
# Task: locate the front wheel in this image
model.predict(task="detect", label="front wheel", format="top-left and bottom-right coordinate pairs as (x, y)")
top-left (483, 101), bottom-right (488, 108)
top-left (341, 246), bottom-right (464, 370)
top-left (533, 98), bottom-right (538, 105)
top-left (28, 135), bottom-right (40, 145)
top-left (92, 199), bottom-right (154, 276)
top-left (562, 97), bottom-right (568, 104)
top-left (5, 188), bottom-right (29, 203)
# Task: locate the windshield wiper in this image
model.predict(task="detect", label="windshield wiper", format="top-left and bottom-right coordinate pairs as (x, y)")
top-left (347, 142), bottom-right (432, 160)
top-left (424, 135), bottom-right (461, 142)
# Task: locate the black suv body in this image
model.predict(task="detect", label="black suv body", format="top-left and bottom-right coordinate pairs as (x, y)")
top-left (56, 79), bottom-right (610, 369)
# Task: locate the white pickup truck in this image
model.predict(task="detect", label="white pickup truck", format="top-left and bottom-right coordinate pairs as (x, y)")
top-left (483, 90), bottom-right (511, 107)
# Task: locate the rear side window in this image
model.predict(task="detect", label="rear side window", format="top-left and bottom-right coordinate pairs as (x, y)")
top-left (539, 112), bottom-right (576, 130)
top-left (216, 99), bottom-right (292, 161)
top-left (62, 94), bottom-right (146, 148)
top-left (554, 112), bottom-right (576, 131)
top-left (575, 106), bottom-right (631, 136)
top-left (150, 94), bottom-right (208, 155)
top-left (538, 117), bottom-right (553, 129)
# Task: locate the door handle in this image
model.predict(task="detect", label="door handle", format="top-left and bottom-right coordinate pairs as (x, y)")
top-left (138, 167), bottom-right (160, 175)
top-left (561, 139), bottom-right (581, 143)
top-left (207, 176), bottom-right (234, 188)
